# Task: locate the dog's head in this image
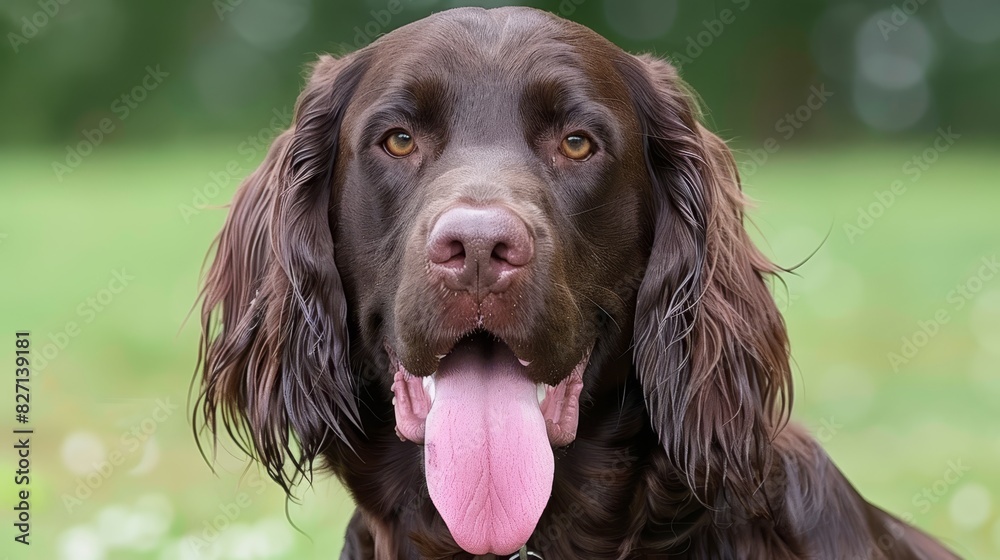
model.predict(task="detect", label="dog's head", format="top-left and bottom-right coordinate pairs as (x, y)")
top-left (196, 7), bottom-right (790, 555)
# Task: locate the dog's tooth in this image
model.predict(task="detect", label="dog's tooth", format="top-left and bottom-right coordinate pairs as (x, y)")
top-left (518, 358), bottom-right (531, 367)
top-left (435, 354), bottom-right (446, 359)
top-left (423, 375), bottom-right (436, 402)
top-left (537, 384), bottom-right (546, 405)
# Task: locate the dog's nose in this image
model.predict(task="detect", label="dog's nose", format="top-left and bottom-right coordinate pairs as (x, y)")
top-left (427, 205), bottom-right (533, 296)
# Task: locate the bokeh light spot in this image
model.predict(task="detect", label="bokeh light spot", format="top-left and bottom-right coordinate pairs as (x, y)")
top-left (948, 483), bottom-right (992, 530)
top-left (852, 9), bottom-right (935, 132)
top-left (856, 11), bottom-right (933, 90)
top-left (852, 78), bottom-right (930, 132)
top-left (59, 526), bottom-right (106, 560)
top-left (61, 431), bottom-right (107, 475)
top-left (941, 0), bottom-right (1000, 44)
top-left (227, 0), bottom-right (311, 51)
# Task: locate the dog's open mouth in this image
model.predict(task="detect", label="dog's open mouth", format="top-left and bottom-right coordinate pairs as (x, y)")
top-left (391, 331), bottom-right (591, 555)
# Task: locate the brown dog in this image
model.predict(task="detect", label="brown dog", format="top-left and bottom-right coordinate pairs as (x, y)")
top-left (195, 7), bottom-right (958, 559)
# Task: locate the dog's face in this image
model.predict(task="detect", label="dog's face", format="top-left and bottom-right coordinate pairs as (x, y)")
top-left (197, 7), bottom-right (790, 557)
top-left (331, 13), bottom-right (650, 551)
top-left (337, 12), bottom-right (646, 387)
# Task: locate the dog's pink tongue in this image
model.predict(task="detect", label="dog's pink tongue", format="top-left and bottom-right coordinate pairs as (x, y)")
top-left (424, 342), bottom-right (553, 556)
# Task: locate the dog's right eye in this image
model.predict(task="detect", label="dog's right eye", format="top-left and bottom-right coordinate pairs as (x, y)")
top-left (559, 133), bottom-right (594, 161)
top-left (383, 130), bottom-right (416, 158)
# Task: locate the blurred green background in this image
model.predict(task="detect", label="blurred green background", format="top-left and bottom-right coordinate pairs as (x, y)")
top-left (1, 0), bottom-right (998, 558)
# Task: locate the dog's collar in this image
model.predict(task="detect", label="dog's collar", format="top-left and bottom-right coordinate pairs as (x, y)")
top-left (508, 547), bottom-right (543, 559)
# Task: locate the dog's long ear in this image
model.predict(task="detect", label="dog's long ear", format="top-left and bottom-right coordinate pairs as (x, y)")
top-left (619, 54), bottom-right (791, 514)
top-left (195, 53), bottom-right (369, 491)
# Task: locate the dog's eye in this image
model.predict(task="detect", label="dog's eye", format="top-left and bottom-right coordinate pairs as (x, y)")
top-left (559, 133), bottom-right (594, 161)
top-left (384, 130), bottom-right (416, 158)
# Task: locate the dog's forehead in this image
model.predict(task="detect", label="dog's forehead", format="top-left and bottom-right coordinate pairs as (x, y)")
top-left (362, 7), bottom-right (617, 92)
top-left (340, 6), bottom-right (637, 149)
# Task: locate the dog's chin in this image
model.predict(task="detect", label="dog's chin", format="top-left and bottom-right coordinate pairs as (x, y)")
top-left (389, 331), bottom-right (591, 556)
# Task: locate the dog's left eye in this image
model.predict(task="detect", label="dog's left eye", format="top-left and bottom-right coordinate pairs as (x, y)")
top-left (559, 133), bottom-right (594, 161)
top-left (383, 130), bottom-right (416, 158)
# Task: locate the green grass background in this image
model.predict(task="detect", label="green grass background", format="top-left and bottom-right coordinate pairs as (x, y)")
top-left (1, 140), bottom-right (998, 558)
